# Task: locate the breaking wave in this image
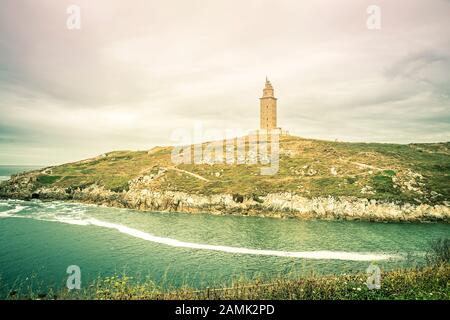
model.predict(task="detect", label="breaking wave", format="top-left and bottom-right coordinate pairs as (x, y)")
top-left (0, 200), bottom-right (400, 261)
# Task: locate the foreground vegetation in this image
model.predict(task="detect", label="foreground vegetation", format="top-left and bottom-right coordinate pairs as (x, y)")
top-left (5, 264), bottom-right (448, 300)
top-left (5, 239), bottom-right (450, 300)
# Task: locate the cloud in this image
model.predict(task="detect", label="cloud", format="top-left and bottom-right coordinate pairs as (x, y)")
top-left (384, 50), bottom-right (450, 98)
top-left (0, 0), bottom-right (449, 165)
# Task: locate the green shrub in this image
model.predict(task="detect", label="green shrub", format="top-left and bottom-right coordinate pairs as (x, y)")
top-left (37, 175), bottom-right (61, 184)
top-left (346, 177), bottom-right (357, 184)
top-left (110, 182), bottom-right (130, 193)
top-left (426, 238), bottom-right (450, 266)
top-left (383, 170), bottom-right (396, 176)
top-left (371, 175), bottom-right (399, 195)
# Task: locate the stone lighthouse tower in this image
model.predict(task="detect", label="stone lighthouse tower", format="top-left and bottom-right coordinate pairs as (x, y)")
top-left (260, 77), bottom-right (278, 131)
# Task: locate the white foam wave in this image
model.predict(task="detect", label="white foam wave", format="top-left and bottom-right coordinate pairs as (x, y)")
top-left (3, 205), bottom-right (26, 214)
top-left (54, 217), bottom-right (398, 261)
top-left (0, 202), bottom-right (400, 261)
top-left (53, 217), bottom-right (90, 226)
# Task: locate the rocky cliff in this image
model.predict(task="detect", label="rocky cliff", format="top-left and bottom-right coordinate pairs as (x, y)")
top-left (1, 135), bottom-right (449, 222)
top-left (1, 170), bottom-right (449, 223)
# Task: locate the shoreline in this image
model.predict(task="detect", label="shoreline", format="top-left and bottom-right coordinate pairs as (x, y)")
top-left (1, 135), bottom-right (449, 224)
top-left (1, 184), bottom-right (449, 223)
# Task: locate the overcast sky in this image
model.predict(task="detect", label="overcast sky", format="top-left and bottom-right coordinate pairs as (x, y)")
top-left (0, 0), bottom-right (449, 165)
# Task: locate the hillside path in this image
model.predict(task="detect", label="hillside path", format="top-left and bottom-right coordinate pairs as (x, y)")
top-left (162, 167), bottom-right (210, 182)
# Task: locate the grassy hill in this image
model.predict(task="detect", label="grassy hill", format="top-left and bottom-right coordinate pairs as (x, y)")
top-left (19, 135), bottom-right (449, 205)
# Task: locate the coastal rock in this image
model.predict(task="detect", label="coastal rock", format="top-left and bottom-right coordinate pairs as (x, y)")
top-left (1, 171), bottom-right (449, 223)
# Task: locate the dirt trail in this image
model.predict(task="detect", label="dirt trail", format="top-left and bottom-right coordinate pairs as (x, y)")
top-left (163, 167), bottom-right (210, 182)
top-left (338, 158), bottom-right (390, 171)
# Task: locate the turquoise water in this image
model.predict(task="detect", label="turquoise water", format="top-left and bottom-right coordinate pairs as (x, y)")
top-left (0, 166), bottom-right (449, 295)
top-left (0, 199), bottom-right (449, 295)
top-left (0, 165), bottom-right (42, 181)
